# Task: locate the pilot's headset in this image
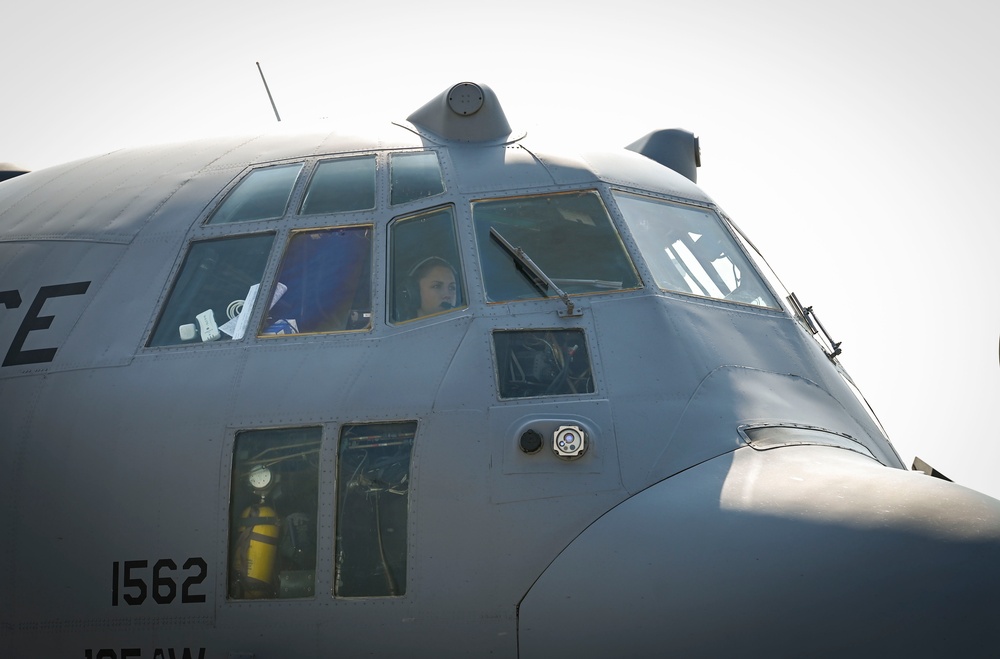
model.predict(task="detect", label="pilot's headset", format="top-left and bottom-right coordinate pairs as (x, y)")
top-left (402, 256), bottom-right (459, 317)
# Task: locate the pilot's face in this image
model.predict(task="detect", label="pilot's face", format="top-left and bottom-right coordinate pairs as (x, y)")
top-left (417, 265), bottom-right (457, 317)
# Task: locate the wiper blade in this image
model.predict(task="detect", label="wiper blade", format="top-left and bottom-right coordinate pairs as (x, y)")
top-left (552, 278), bottom-right (622, 290)
top-left (489, 227), bottom-right (582, 317)
top-left (489, 227), bottom-right (548, 296)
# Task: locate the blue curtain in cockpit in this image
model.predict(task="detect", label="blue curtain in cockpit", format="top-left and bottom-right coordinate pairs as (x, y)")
top-left (267, 228), bottom-right (371, 333)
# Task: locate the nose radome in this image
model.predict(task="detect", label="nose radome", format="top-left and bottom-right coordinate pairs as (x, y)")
top-left (518, 445), bottom-right (1000, 658)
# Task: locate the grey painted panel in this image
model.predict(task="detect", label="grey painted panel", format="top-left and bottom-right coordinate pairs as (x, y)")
top-left (0, 241), bottom-right (126, 376)
top-left (520, 446), bottom-right (1000, 657)
top-left (590, 293), bottom-right (900, 491)
top-left (10, 351), bottom-right (242, 623)
top-left (0, 146), bottom-right (221, 241)
top-left (448, 144), bottom-right (556, 194)
top-left (488, 399), bottom-right (623, 504)
top-left (0, 128), bottom-right (425, 243)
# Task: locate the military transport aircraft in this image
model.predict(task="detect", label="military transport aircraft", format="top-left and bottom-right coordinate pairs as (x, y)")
top-left (2, 82), bottom-right (999, 658)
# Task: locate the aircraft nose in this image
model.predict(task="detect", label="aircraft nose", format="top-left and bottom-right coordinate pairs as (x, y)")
top-left (518, 446), bottom-right (1000, 658)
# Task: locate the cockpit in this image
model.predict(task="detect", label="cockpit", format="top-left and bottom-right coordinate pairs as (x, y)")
top-left (147, 148), bottom-right (778, 349)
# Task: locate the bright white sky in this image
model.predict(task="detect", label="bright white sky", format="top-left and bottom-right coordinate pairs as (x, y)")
top-left (3, 1), bottom-right (998, 498)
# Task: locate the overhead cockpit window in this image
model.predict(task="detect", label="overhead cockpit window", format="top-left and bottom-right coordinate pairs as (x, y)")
top-left (335, 421), bottom-right (416, 597)
top-left (473, 191), bottom-right (640, 303)
top-left (148, 234), bottom-right (275, 347)
top-left (389, 206), bottom-right (466, 323)
top-left (493, 329), bottom-right (594, 398)
top-left (209, 163), bottom-right (302, 224)
top-left (612, 191), bottom-right (779, 308)
top-left (390, 151), bottom-right (445, 206)
top-left (228, 426), bottom-right (320, 600)
top-left (260, 226), bottom-right (373, 336)
top-left (300, 156), bottom-right (376, 215)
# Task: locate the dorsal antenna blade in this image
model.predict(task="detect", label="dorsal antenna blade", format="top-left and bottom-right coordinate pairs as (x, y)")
top-left (256, 61), bottom-right (282, 122)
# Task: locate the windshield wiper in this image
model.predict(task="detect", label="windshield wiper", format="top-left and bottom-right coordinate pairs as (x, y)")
top-left (489, 227), bottom-right (582, 317)
top-left (787, 292), bottom-right (842, 360)
top-left (551, 278), bottom-right (623, 290)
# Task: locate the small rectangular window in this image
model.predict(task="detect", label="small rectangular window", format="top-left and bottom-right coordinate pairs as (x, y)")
top-left (209, 164), bottom-right (302, 224)
top-left (260, 226), bottom-right (373, 336)
top-left (228, 427), bottom-right (321, 600)
top-left (148, 234), bottom-right (275, 347)
top-left (301, 156), bottom-right (376, 215)
top-left (335, 422), bottom-right (416, 597)
top-left (493, 329), bottom-right (594, 399)
top-left (390, 151), bottom-right (445, 206)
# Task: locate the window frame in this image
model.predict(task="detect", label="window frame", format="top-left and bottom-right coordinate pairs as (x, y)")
top-left (609, 188), bottom-right (782, 310)
top-left (257, 223), bottom-right (376, 338)
top-left (206, 162), bottom-right (305, 226)
top-left (146, 231), bottom-right (278, 348)
top-left (226, 425), bottom-right (324, 601)
top-left (298, 155), bottom-right (378, 217)
top-left (386, 204), bottom-right (467, 325)
top-left (471, 189), bottom-right (643, 305)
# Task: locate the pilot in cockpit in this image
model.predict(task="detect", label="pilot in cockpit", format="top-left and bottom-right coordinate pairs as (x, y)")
top-left (404, 256), bottom-right (459, 320)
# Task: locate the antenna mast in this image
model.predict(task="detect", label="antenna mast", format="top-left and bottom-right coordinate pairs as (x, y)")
top-left (256, 61), bottom-right (282, 122)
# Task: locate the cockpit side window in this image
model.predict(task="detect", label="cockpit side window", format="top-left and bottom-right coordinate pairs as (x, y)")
top-left (472, 191), bottom-right (641, 303)
top-left (228, 426), bottom-right (321, 600)
top-left (612, 191), bottom-right (779, 308)
top-left (388, 206), bottom-right (465, 323)
top-left (259, 226), bottom-right (373, 336)
top-left (300, 156), bottom-right (376, 215)
top-left (148, 233), bottom-right (275, 347)
top-left (208, 164), bottom-right (303, 225)
top-left (390, 151), bottom-right (445, 206)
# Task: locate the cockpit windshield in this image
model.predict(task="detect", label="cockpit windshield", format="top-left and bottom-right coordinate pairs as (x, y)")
top-left (612, 191), bottom-right (779, 308)
top-left (472, 191), bottom-right (640, 302)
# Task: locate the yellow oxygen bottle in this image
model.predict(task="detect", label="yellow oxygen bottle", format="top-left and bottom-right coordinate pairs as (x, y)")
top-left (236, 503), bottom-right (280, 597)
